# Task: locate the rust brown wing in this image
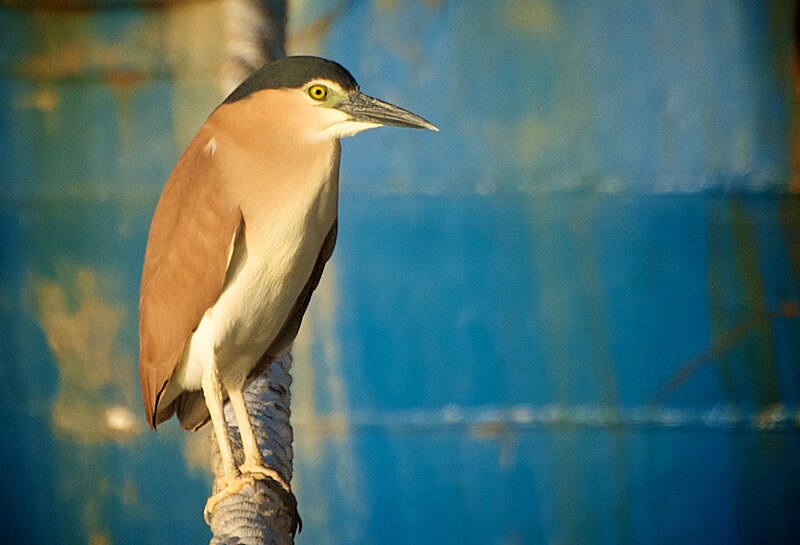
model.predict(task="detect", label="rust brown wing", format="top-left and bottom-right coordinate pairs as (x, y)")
top-left (139, 130), bottom-right (242, 429)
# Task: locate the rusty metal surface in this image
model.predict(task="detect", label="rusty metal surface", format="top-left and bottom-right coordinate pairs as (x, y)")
top-left (1, 1), bottom-right (799, 545)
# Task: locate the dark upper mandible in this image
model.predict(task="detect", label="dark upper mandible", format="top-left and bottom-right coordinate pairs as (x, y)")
top-left (224, 56), bottom-right (360, 104)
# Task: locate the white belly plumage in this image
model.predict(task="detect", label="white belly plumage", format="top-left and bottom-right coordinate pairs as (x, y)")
top-left (166, 177), bottom-right (336, 396)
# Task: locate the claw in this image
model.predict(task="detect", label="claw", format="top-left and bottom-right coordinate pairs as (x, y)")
top-left (204, 473), bottom-right (255, 524)
top-left (203, 469), bottom-right (291, 524)
top-left (239, 461), bottom-right (290, 492)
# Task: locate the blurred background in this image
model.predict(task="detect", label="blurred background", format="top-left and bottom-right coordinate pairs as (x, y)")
top-left (2, 0), bottom-right (800, 544)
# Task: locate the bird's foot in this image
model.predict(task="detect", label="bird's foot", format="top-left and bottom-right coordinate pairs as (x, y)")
top-left (238, 460), bottom-right (291, 493)
top-left (203, 466), bottom-right (289, 523)
top-left (203, 468), bottom-right (301, 533)
top-left (204, 473), bottom-right (250, 524)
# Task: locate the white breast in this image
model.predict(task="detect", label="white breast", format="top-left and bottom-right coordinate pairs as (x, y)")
top-left (166, 136), bottom-right (339, 395)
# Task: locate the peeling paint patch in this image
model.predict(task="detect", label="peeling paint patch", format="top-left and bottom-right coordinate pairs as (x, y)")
top-left (14, 86), bottom-right (61, 136)
top-left (14, 87), bottom-right (59, 112)
top-left (33, 266), bottom-right (141, 443)
top-left (376, 0), bottom-right (399, 12)
top-left (515, 114), bottom-right (558, 164)
top-left (504, 0), bottom-right (559, 36)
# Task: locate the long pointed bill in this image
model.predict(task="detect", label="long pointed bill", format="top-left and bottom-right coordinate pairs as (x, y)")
top-left (335, 92), bottom-right (439, 131)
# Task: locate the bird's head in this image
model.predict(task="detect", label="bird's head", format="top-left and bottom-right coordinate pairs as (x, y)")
top-left (222, 56), bottom-right (438, 142)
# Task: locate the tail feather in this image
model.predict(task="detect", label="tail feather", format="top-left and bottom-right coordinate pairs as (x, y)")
top-left (175, 391), bottom-right (212, 431)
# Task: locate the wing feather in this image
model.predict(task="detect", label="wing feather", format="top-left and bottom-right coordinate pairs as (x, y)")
top-left (138, 131), bottom-right (242, 429)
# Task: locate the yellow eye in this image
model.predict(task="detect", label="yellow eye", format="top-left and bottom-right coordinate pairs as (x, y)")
top-left (307, 84), bottom-right (328, 101)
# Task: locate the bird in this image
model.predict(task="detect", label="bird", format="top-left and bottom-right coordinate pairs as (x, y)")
top-left (138, 55), bottom-right (437, 517)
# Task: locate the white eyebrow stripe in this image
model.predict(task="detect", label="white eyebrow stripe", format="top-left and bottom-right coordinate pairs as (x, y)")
top-left (306, 78), bottom-right (349, 94)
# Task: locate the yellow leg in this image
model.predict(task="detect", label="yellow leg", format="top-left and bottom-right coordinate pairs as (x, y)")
top-left (202, 366), bottom-right (249, 523)
top-left (202, 366), bottom-right (239, 482)
top-left (228, 383), bottom-right (290, 492)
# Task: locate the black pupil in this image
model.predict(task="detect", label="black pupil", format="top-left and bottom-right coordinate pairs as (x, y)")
top-left (313, 87), bottom-right (324, 97)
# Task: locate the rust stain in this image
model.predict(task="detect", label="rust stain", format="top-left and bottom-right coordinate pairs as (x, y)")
top-left (706, 201), bottom-right (783, 407)
top-left (17, 12), bottom-right (126, 83)
top-left (756, 404), bottom-right (786, 430)
top-left (470, 421), bottom-right (505, 438)
top-left (16, 4), bottom-right (225, 86)
top-left (20, 45), bottom-right (85, 81)
top-left (779, 299), bottom-right (800, 317)
top-left (102, 69), bottom-right (147, 90)
top-left (33, 266), bottom-right (141, 443)
top-left (729, 202), bottom-right (782, 407)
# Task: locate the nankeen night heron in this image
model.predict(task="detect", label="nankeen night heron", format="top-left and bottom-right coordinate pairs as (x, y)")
top-left (138, 56), bottom-right (437, 516)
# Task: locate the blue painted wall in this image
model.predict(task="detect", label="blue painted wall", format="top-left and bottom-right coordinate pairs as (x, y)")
top-left (1, 1), bottom-right (799, 544)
